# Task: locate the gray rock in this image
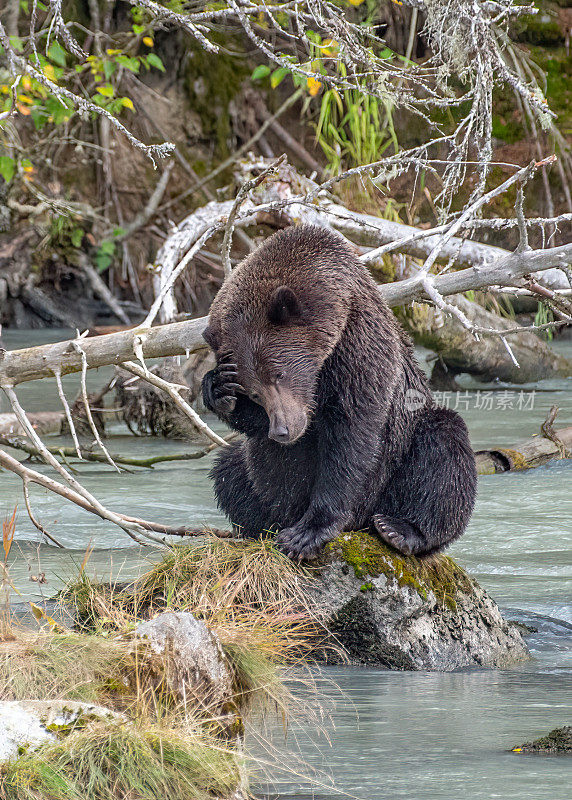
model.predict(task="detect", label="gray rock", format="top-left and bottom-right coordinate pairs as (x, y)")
top-left (135, 611), bottom-right (233, 707)
top-left (308, 531), bottom-right (529, 671)
top-left (0, 700), bottom-right (124, 764)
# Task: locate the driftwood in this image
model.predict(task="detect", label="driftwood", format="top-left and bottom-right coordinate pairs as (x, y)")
top-left (400, 295), bottom-right (572, 384)
top-left (115, 361), bottom-right (208, 440)
top-left (0, 433), bottom-right (234, 468)
top-left (1, 237), bottom-right (571, 389)
top-left (475, 426), bottom-right (572, 474)
top-left (0, 411), bottom-right (63, 436)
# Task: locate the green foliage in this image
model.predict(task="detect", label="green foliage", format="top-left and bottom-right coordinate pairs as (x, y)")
top-left (46, 214), bottom-right (86, 253)
top-left (251, 64), bottom-right (271, 81)
top-left (0, 155), bottom-right (15, 183)
top-left (251, 30), bottom-right (399, 175)
top-left (307, 34), bottom-right (398, 174)
top-left (534, 301), bottom-right (554, 340)
top-left (95, 240), bottom-right (116, 273)
top-left (0, 7), bottom-right (168, 174)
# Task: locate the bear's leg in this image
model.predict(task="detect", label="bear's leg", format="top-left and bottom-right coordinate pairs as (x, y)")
top-left (372, 407), bottom-right (477, 556)
top-left (210, 442), bottom-right (276, 538)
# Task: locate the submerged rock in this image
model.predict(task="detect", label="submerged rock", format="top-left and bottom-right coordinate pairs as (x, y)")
top-left (0, 700), bottom-right (124, 764)
top-left (134, 611), bottom-right (233, 708)
top-left (308, 531), bottom-right (529, 671)
top-left (512, 726), bottom-right (572, 754)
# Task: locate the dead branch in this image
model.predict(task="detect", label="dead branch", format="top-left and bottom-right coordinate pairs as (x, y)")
top-left (0, 448), bottom-right (230, 538)
top-left (1, 385), bottom-right (166, 545)
top-left (121, 361), bottom-right (228, 447)
top-left (22, 480), bottom-right (65, 548)
top-left (0, 433), bottom-right (235, 468)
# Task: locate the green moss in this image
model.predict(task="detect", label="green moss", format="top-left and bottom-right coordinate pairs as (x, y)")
top-left (492, 114), bottom-right (525, 145)
top-left (325, 530), bottom-right (474, 610)
top-left (530, 46), bottom-right (572, 131)
top-left (515, 13), bottom-right (564, 47)
top-left (369, 254), bottom-right (396, 284)
top-left (497, 448), bottom-right (530, 471)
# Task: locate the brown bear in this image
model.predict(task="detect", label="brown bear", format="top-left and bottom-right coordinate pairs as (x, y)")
top-left (202, 225), bottom-right (477, 560)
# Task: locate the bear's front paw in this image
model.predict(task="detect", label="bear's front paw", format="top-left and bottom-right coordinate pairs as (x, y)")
top-left (274, 523), bottom-right (337, 561)
top-left (203, 351), bottom-right (243, 416)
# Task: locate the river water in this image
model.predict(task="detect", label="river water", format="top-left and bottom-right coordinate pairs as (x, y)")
top-left (1, 329), bottom-right (571, 800)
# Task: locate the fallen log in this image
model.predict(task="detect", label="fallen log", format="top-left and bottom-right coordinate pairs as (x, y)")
top-left (475, 426), bottom-right (572, 474)
top-left (1, 157), bottom-right (571, 387)
top-left (1, 242), bottom-right (571, 387)
top-left (399, 294), bottom-right (572, 384)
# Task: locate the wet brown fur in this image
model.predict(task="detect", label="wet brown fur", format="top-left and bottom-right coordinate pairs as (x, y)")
top-left (202, 225), bottom-right (477, 560)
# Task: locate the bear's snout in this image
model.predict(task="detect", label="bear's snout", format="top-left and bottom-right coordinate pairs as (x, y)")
top-left (263, 386), bottom-right (309, 444)
top-left (268, 419), bottom-right (291, 443)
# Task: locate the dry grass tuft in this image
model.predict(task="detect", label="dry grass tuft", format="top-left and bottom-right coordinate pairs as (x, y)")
top-left (0, 720), bottom-right (242, 800)
top-left (0, 538), bottom-right (335, 799)
top-left (62, 539), bottom-right (334, 715)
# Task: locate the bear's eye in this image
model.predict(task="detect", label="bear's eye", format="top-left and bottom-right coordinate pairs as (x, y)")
top-left (250, 391), bottom-right (261, 403)
top-left (274, 371), bottom-right (285, 383)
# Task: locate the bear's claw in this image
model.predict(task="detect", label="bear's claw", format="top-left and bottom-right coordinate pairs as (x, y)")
top-left (204, 353), bottom-right (243, 416)
top-left (274, 524), bottom-right (337, 561)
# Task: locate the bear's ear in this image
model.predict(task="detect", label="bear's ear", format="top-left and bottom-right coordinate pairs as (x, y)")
top-left (202, 323), bottom-right (221, 351)
top-left (268, 286), bottom-right (302, 325)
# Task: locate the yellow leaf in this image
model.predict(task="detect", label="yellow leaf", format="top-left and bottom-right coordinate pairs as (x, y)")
top-left (17, 94), bottom-right (33, 104)
top-left (22, 76), bottom-right (32, 91)
top-left (17, 104), bottom-right (31, 115)
top-left (43, 63), bottom-right (56, 81)
top-left (30, 603), bottom-right (44, 623)
top-left (347, 0), bottom-right (365, 5)
top-left (512, 748), bottom-right (522, 752)
top-left (121, 97), bottom-right (135, 110)
top-left (143, 36), bottom-right (154, 47)
top-left (22, 163), bottom-right (34, 174)
top-left (30, 603), bottom-right (64, 632)
top-left (307, 77), bottom-right (322, 97)
top-left (321, 39), bottom-right (339, 57)
top-left (3, 506), bottom-right (16, 560)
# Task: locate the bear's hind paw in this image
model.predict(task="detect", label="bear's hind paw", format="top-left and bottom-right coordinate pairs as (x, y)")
top-left (372, 514), bottom-right (425, 556)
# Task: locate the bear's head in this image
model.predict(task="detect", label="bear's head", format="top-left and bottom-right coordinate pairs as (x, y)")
top-left (203, 227), bottom-right (357, 444)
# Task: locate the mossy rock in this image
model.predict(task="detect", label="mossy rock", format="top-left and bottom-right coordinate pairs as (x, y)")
top-left (325, 530), bottom-right (474, 611)
top-left (512, 726), bottom-right (572, 754)
top-left (310, 530), bottom-right (530, 671)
